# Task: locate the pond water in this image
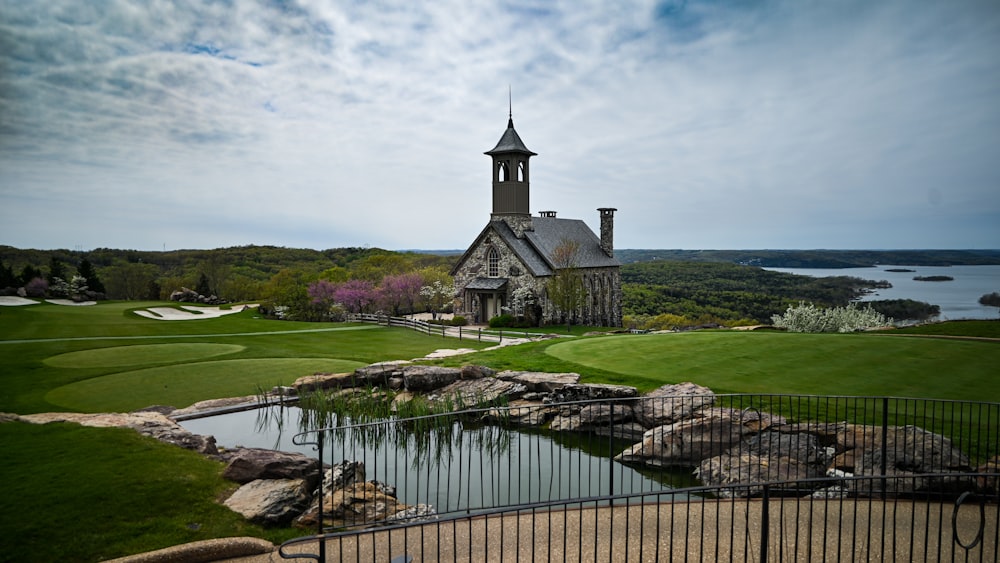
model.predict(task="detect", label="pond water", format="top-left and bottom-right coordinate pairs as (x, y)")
top-left (181, 406), bottom-right (694, 514)
top-left (766, 264), bottom-right (1000, 320)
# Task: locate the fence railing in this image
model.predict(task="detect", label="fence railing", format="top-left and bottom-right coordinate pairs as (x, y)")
top-left (348, 313), bottom-right (539, 344)
top-left (277, 394), bottom-right (1000, 562)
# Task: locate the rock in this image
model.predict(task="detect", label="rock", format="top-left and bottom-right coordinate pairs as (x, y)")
top-left (976, 456), bottom-right (1000, 493)
top-left (549, 383), bottom-right (638, 403)
top-left (615, 407), bottom-right (783, 468)
top-left (224, 479), bottom-right (311, 526)
top-left (294, 372), bottom-right (359, 393)
top-left (482, 400), bottom-right (558, 427)
top-left (430, 378), bottom-right (526, 407)
top-left (323, 460), bottom-right (366, 492)
top-left (353, 361), bottom-right (412, 386)
top-left (401, 365), bottom-right (464, 392)
top-left (221, 448), bottom-right (322, 487)
top-left (849, 425), bottom-right (973, 495)
top-left (496, 371), bottom-right (580, 392)
top-left (384, 504), bottom-right (438, 524)
top-left (460, 365), bottom-right (496, 379)
top-left (296, 481), bottom-right (410, 529)
top-left (633, 382), bottom-right (715, 428)
top-left (694, 431), bottom-right (832, 497)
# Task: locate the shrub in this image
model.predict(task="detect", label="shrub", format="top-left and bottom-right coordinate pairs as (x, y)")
top-left (489, 314), bottom-right (515, 328)
top-left (24, 277), bottom-right (48, 297)
top-left (771, 302), bottom-right (892, 333)
top-left (450, 315), bottom-right (468, 326)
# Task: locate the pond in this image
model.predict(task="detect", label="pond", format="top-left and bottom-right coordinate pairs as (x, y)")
top-left (180, 406), bottom-right (696, 514)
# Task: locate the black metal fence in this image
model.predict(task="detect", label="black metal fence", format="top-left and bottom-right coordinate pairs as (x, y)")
top-left (278, 394), bottom-right (1000, 562)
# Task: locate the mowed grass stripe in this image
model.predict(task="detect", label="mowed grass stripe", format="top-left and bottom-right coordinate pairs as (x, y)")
top-left (544, 332), bottom-right (1000, 401)
top-left (44, 343), bottom-right (246, 368)
top-left (44, 358), bottom-right (365, 412)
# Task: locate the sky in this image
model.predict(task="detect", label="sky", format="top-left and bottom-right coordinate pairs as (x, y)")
top-left (1, 1), bottom-right (999, 252)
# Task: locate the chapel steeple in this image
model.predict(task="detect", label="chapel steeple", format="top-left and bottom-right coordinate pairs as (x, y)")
top-left (485, 109), bottom-right (536, 221)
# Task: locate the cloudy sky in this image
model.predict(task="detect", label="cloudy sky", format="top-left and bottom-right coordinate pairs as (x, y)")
top-left (1, 1), bottom-right (998, 252)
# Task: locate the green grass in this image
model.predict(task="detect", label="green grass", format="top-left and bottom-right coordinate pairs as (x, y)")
top-left (544, 331), bottom-right (1000, 400)
top-left (0, 421), bottom-right (302, 562)
top-left (2, 301), bottom-right (997, 560)
top-left (0, 301), bottom-right (491, 414)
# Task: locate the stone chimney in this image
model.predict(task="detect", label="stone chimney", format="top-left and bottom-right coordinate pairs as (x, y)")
top-left (598, 208), bottom-right (616, 257)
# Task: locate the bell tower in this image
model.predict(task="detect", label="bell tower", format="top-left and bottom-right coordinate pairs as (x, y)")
top-left (485, 109), bottom-right (536, 232)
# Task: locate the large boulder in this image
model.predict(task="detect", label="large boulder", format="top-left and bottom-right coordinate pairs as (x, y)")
top-left (632, 382), bottom-right (715, 428)
top-left (549, 383), bottom-right (638, 403)
top-left (293, 372), bottom-right (356, 393)
top-left (401, 365), bottom-right (464, 392)
top-left (352, 361), bottom-right (413, 386)
top-left (496, 371), bottom-right (580, 393)
top-left (848, 425), bottom-right (974, 494)
top-left (549, 403), bottom-right (646, 441)
top-left (224, 478), bottom-right (311, 526)
top-left (296, 481), bottom-right (413, 529)
top-left (615, 407), bottom-right (785, 468)
top-left (695, 431), bottom-right (832, 497)
top-left (429, 377), bottom-right (526, 407)
top-left (221, 448), bottom-right (321, 488)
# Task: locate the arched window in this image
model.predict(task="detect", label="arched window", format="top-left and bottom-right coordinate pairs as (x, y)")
top-left (498, 162), bottom-right (509, 182)
top-left (488, 247), bottom-right (500, 277)
top-left (517, 161), bottom-right (526, 181)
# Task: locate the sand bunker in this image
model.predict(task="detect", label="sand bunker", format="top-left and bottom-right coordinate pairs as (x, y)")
top-left (134, 304), bottom-right (258, 321)
top-left (46, 299), bottom-right (97, 306)
top-left (0, 296), bottom-right (39, 306)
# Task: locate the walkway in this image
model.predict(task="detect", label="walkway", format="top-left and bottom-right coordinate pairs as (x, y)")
top-left (217, 497), bottom-right (997, 562)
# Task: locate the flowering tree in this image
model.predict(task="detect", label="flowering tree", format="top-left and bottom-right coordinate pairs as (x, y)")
top-left (24, 277), bottom-right (48, 298)
top-left (334, 279), bottom-right (377, 314)
top-left (379, 272), bottom-right (424, 316)
top-left (771, 302), bottom-right (892, 332)
top-left (420, 280), bottom-right (451, 320)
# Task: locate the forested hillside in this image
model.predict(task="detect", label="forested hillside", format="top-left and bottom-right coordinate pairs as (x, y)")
top-left (1, 246), bottom-right (945, 326)
top-left (620, 261), bottom-right (898, 327)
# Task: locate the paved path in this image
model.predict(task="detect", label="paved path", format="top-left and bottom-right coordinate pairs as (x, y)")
top-left (218, 498), bottom-right (997, 562)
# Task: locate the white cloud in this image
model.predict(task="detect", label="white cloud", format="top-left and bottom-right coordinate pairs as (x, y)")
top-left (1, 0), bottom-right (998, 251)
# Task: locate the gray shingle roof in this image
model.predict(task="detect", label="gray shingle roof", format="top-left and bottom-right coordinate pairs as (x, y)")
top-left (484, 118), bottom-right (537, 156)
top-left (451, 216), bottom-right (620, 279)
top-left (464, 277), bottom-right (509, 290)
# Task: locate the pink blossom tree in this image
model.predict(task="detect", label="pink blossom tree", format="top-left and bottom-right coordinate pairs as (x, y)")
top-left (379, 272), bottom-right (424, 316)
top-left (333, 279), bottom-right (377, 314)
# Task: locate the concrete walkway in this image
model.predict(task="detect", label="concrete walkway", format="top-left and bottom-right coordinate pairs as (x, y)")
top-left (217, 498), bottom-right (996, 562)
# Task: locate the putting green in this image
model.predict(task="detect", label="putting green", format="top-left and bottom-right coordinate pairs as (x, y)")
top-left (45, 358), bottom-right (365, 412)
top-left (44, 343), bottom-right (245, 368)
top-left (545, 332), bottom-right (1000, 400)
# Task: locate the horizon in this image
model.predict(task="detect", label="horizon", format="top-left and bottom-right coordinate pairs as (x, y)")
top-left (2, 2), bottom-right (998, 251)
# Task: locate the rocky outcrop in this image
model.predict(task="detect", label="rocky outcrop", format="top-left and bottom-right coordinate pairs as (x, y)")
top-left (17, 411), bottom-right (218, 455)
top-left (224, 478), bottom-right (311, 526)
top-left (633, 382), bottom-right (715, 427)
top-left (220, 448), bottom-right (322, 488)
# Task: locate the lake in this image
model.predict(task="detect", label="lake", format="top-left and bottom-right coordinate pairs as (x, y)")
top-left (765, 264), bottom-right (1000, 321)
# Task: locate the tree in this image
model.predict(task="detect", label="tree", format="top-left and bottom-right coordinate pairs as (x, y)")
top-left (334, 279), bottom-right (377, 314)
top-left (980, 292), bottom-right (1000, 317)
top-left (195, 273), bottom-right (212, 297)
top-left (771, 302), bottom-right (892, 333)
top-left (103, 261), bottom-right (159, 300)
top-left (18, 265), bottom-right (42, 287)
top-left (420, 280), bottom-right (452, 320)
top-left (379, 272), bottom-right (424, 316)
top-left (0, 261), bottom-right (18, 289)
top-left (47, 257), bottom-right (66, 285)
top-left (546, 239), bottom-right (588, 331)
top-left (77, 258), bottom-right (105, 294)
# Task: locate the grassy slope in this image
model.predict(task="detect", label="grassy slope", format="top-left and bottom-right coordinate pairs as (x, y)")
top-left (0, 421), bottom-right (302, 562)
top-left (0, 301), bottom-right (489, 414)
top-left (2, 302), bottom-right (997, 561)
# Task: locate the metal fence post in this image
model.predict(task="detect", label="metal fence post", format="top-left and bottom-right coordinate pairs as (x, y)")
top-left (760, 483), bottom-right (770, 563)
top-left (881, 397), bottom-right (889, 500)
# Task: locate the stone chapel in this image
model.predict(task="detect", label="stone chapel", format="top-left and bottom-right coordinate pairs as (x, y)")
top-left (450, 114), bottom-right (623, 327)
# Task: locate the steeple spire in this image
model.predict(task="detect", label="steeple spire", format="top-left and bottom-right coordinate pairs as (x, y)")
top-left (508, 85), bottom-right (513, 127)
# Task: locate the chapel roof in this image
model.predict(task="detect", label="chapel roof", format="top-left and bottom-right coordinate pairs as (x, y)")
top-left (451, 216), bottom-right (619, 278)
top-left (484, 118), bottom-right (537, 156)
